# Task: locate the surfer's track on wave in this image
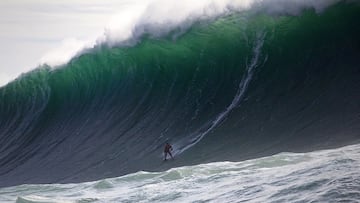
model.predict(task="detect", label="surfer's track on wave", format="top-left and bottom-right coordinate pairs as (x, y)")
top-left (0, 1), bottom-right (359, 187)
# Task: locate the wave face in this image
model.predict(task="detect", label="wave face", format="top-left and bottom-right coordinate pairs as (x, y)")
top-left (0, 2), bottom-right (359, 187)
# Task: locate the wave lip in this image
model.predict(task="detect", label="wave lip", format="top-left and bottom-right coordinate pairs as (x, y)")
top-left (40, 0), bottom-right (344, 68)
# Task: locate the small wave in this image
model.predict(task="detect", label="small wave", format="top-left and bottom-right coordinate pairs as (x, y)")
top-left (16, 195), bottom-right (73, 203)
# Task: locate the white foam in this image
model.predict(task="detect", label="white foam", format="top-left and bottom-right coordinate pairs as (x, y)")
top-left (39, 0), bottom-right (342, 68)
top-left (39, 38), bottom-right (96, 67)
top-left (2, 144), bottom-right (359, 203)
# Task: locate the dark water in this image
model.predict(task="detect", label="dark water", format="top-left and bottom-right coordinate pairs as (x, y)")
top-left (0, 2), bottom-right (359, 187)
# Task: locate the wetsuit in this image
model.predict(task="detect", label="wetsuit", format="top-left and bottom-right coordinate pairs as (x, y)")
top-left (164, 143), bottom-right (173, 160)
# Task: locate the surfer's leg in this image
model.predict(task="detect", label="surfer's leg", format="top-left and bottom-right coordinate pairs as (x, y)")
top-left (169, 152), bottom-right (173, 159)
top-left (164, 152), bottom-right (167, 160)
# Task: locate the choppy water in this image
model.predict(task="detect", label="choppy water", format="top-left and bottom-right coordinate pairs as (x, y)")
top-left (1, 144), bottom-right (359, 203)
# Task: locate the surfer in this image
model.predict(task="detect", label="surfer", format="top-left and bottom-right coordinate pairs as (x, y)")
top-left (164, 142), bottom-right (173, 161)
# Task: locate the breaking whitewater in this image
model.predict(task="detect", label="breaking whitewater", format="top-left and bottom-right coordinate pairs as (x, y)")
top-left (1, 144), bottom-right (360, 202)
top-left (0, 0), bottom-right (360, 202)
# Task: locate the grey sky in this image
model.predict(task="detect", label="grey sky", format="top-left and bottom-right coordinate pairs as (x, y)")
top-left (0, 0), bottom-right (128, 87)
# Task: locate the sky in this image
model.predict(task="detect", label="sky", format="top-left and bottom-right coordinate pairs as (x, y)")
top-left (0, 0), bottom-right (130, 87)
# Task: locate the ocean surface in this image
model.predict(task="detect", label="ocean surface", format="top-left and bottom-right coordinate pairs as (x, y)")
top-left (0, 0), bottom-right (360, 201)
top-left (1, 144), bottom-right (360, 202)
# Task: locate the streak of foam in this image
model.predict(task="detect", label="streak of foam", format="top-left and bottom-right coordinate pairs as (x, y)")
top-left (174, 31), bottom-right (267, 155)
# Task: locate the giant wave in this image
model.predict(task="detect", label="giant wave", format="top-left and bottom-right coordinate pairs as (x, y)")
top-left (0, 1), bottom-right (359, 187)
